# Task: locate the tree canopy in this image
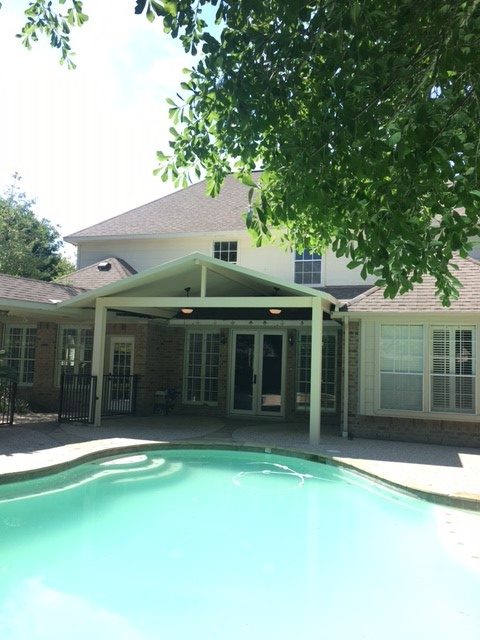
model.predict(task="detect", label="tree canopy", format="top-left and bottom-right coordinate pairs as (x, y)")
top-left (8, 1), bottom-right (480, 303)
top-left (0, 176), bottom-right (74, 281)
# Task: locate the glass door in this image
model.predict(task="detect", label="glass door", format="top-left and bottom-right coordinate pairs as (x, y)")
top-left (259, 333), bottom-right (284, 414)
top-left (232, 332), bottom-right (256, 412)
top-left (230, 331), bottom-right (285, 416)
top-left (108, 337), bottom-right (134, 412)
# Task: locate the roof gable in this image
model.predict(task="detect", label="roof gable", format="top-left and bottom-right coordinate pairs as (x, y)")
top-left (55, 257), bottom-right (136, 290)
top-left (65, 173), bottom-right (260, 243)
top-left (58, 252), bottom-right (337, 317)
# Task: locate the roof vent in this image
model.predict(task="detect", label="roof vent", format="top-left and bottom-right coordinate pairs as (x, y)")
top-left (97, 261), bottom-right (112, 271)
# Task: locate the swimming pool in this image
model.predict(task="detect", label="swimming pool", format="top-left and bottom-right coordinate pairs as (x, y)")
top-left (0, 448), bottom-right (479, 639)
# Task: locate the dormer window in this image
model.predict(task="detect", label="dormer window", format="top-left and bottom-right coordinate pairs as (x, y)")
top-left (213, 241), bottom-right (238, 263)
top-left (294, 250), bottom-right (322, 285)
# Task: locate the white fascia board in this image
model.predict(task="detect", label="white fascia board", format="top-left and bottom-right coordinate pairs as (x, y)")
top-left (64, 229), bottom-right (250, 245)
top-left (103, 296), bottom-right (315, 309)
top-left (0, 298), bottom-right (57, 312)
top-left (332, 310), bottom-right (480, 320)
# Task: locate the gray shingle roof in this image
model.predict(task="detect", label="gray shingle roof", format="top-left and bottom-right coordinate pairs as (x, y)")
top-left (0, 273), bottom-right (85, 304)
top-left (347, 256), bottom-right (480, 313)
top-left (319, 285), bottom-right (373, 303)
top-left (65, 173), bottom-right (259, 241)
top-left (55, 257), bottom-right (137, 290)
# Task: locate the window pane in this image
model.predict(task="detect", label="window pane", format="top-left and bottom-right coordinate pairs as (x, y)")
top-left (380, 325), bottom-right (423, 410)
top-left (6, 326), bottom-right (37, 385)
top-left (213, 241), bottom-right (237, 263)
top-left (185, 332), bottom-right (220, 404)
top-left (381, 373), bottom-right (423, 410)
top-left (295, 333), bottom-right (337, 411)
top-left (294, 251), bottom-right (322, 285)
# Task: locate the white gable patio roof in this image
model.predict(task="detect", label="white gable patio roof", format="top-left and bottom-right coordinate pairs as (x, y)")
top-left (57, 252), bottom-right (338, 318)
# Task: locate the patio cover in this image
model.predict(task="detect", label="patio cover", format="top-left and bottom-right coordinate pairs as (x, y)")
top-left (58, 253), bottom-right (339, 444)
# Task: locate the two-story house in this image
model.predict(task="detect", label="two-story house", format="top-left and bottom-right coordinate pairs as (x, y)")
top-left (1, 174), bottom-right (479, 446)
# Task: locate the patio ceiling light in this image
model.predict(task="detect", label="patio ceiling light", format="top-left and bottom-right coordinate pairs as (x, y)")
top-left (268, 287), bottom-right (282, 316)
top-left (181, 287), bottom-right (193, 315)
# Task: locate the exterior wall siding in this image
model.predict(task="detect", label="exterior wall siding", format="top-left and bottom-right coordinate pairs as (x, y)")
top-left (75, 234), bottom-right (375, 288)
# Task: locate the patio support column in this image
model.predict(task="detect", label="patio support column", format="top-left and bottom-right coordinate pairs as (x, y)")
top-left (309, 299), bottom-right (323, 445)
top-left (200, 265), bottom-right (207, 297)
top-left (91, 299), bottom-right (107, 426)
top-left (342, 316), bottom-right (349, 437)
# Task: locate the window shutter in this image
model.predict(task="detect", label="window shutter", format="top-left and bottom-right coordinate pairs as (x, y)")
top-left (431, 329), bottom-right (449, 410)
top-left (431, 326), bottom-right (475, 413)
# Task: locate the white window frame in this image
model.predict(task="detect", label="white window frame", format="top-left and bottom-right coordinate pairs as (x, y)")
top-left (4, 325), bottom-right (37, 386)
top-left (295, 330), bottom-right (338, 413)
top-left (379, 324), bottom-right (424, 411)
top-left (430, 325), bottom-right (475, 414)
top-left (294, 250), bottom-right (322, 285)
top-left (370, 320), bottom-right (479, 419)
top-left (212, 240), bottom-right (238, 263)
top-left (183, 330), bottom-right (220, 405)
top-left (56, 326), bottom-right (94, 386)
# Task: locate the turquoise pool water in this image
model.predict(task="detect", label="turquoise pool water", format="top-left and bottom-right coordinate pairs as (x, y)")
top-left (0, 449), bottom-right (479, 639)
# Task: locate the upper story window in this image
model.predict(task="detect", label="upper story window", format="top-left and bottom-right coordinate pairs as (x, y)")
top-left (213, 241), bottom-right (238, 263)
top-left (4, 325), bottom-right (37, 386)
top-left (294, 250), bottom-right (322, 285)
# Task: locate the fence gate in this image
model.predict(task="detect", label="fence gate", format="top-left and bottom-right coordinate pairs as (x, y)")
top-left (59, 374), bottom-right (138, 423)
top-left (58, 374), bottom-right (97, 424)
top-left (0, 376), bottom-right (17, 425)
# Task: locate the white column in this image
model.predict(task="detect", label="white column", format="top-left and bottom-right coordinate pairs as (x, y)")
top-left (342, 316), bottom-right (349, 438)
top-left (91, 300), bottom-right (107, 426)
top-left (200, 265), bottom-right (207, 297)
top-left (309, 299), bottom-right (323, 445)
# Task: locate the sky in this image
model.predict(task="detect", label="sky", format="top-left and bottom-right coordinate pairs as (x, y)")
top-left (0, 0), bottom-right (197, 259)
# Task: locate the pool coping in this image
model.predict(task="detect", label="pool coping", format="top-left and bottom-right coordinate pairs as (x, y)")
top-left (1, 439), bottom-right (479, 512)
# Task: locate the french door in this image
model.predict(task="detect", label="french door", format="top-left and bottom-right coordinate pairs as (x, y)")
top-left (107, 337), bottom-right (135, 412)
top-left (230, 331), bottom-right (286, 416)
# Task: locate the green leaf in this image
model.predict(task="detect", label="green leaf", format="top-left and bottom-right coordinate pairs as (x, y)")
top-left (388, 131), bottom-right (401, 146)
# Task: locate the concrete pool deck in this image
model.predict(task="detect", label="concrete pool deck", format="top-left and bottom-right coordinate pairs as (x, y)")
top-left (1, 413), bottom-right (480, 510)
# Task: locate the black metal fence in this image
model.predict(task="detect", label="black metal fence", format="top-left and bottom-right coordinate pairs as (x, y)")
top-left (101, 374), bottom-right (138, 417)
top-left (58, 373), bottom-right (97, 424)
top-left (0, 376), bottom-right (17, 425)
top-left (59, 373), bottom-right (138, 423)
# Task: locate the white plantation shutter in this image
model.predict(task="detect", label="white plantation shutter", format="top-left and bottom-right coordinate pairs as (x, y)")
top-left (431, 327), bottom-right (475, 413)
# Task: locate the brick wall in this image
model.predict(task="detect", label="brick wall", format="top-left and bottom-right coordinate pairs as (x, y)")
top-left (347, 321), bottom-right (361, 434)
top-left (355, 414), bottom-right (480, 447)
top-left (30, 322), bottom-right (58, 410)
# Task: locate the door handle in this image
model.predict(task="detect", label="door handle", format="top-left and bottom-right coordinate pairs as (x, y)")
top-left (253, 374), bottom-right (257, 384)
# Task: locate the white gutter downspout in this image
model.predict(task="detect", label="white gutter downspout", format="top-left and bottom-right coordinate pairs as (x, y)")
top-left (342, 315), bottom-right (349, 438)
